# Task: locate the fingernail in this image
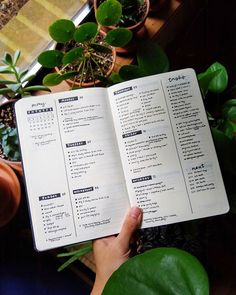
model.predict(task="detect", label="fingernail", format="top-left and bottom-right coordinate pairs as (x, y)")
top-left (130, 207), bottom-right (141, 219)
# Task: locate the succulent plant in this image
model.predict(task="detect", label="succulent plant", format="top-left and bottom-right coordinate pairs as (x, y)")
top-left (0, 123), bottom-right (20, 161)
top-left (0, 49), bottom-right (50, 98)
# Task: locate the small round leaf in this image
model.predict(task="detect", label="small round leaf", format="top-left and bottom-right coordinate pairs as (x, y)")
top-left (96, 0), bottom-right (122, 26)
top-left (102, 248), bottom-right (209, 295)
top-left (62, 48), bottom-right (84, 65)
top-left (74, 22), bottom-right (98, 43)
top-left (38, 50), bottom-right (63, 68)
top-left (43, 73), bottom-right (63, 86)
top-left (49, 19), bottom-right (75, 43)
top-left (105, 28), bottom-right (132, 47)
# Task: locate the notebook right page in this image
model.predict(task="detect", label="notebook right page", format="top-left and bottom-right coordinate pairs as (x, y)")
top-left (108, 68), bottom-right (229, 228)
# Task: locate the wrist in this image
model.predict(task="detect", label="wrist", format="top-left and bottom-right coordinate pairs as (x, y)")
top-left (90, 275), bottom-right (107, 295)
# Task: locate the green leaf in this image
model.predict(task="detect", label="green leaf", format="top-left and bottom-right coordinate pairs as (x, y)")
top-left (119, 65), bottom-right (146, 80)
top-left (222, 100), bottom-right (236, 119)
top-left (109, 71), bottom-right (123, 84)
top-left (0, 88), bottom-right (13, 94)
top-left (23, 85), bottom-right (51, 92)
top-left (227, 106), bottom-right (236, 121)
top-left (2, 52), bottom-right (13, 65)
top-left (0, 66), bottom-right (14, 74)
top-left (59, 71), bottom-right (78, 81)
top-left (0, 79), bottom-right (16, 84)
top-left (206, 62), bottom-right (228, 93)
top-left (62, 48), bottom-right (84, 65)
top-left (38, 50), bottom-right (64, 68)
top-left (197, 70), bottom-right (221, 97)
top-left (8, 83), bottom-right (21, 92)
top-left (13, 49), bottom-right (21, 65)
top-left (74, 22), bottom-right (98, 43)
top-left (42, 71), bottom-right (78, 86)
top-left (21, 74), bottom-right (36, 83)
top-left (102, 248), bottom-right (209, 295)
top-left (96, 0), bottom-right (122, 26)
top-left (43, 73), bottom-right (63, 86)
top-left (105, 28), bottom-right (133, 47)
top-left (137, 41), bottom-right (169, 75)
top-left (19, 69), bottom-right (29, 79)
top-left (90, 43), bottom-right (112, 54)
top-left (57, 243), bottom-right (92, 272)
top-left (49, 19), bottom-right (75, 43)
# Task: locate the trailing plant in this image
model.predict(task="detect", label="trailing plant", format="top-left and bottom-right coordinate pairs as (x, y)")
top-left (96, 0), bottom-right (146, 28)
top-left (0, 123), bottom-right (20, 161)
top-left (38, 19), bottom-right (132, 87)
top-left (102, 248), bottom-right (209, 295)
top-left (57, 242), bottom-right (93, 272)
top-left (197, 61), bottom-right (236, 211)
top-left (0, 50), bottom-right (50, 98)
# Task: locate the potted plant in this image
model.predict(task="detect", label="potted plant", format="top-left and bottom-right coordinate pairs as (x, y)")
top-left (95, 0), bottom-right (150, 34)
top-left (37, 19), bottom-right (132, 88)
top-left (0, 50), bottom-right (50, 174)
top-left (0, 161), bottom-right (21, 227)
top-left (95, 0), bottom-right (150, 53)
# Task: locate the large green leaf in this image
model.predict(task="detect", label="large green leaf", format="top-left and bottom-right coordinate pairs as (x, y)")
top-left (0, 66), bottom-right (13, 74)
top-left (119, 65), bottom-right (146, 80)
top-left (105, 28), bottom-right (133, 47)
top-left (205, 62), bottom-right (228, 93)
top-left (96, 0), bottom-right (122, 26)
top-left (13, 49), bottom-right (21, 65)
top-left (103, 248), bottom-right (209, 295)
top-left (197, 70), bottom-right (221, 97)
top-left (137, 41), bottom-right (169, 75)
top-left (49, 19), bottom-right (75, 43)
top-left (38, 50), bottom-right (64, 68)
top-left (62, 48), bottom-right (84, 65)
top-left (42, 71), bottom-right (78, 86)
top-left (74, 22), bottom-right (98, 43)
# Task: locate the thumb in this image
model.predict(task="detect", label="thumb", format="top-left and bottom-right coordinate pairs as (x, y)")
top-left (117, 207), bottom-right (142, 252)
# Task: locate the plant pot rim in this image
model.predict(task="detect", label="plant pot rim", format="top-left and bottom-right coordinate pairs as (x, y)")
top-left (0, 161), bottom-right (21, 227)
top-left (0, 99), bottom-right (23, 176)
top-left (55, 30), bottom-right (116, 87)
top-left (94, 0), bottom-right (150, 32)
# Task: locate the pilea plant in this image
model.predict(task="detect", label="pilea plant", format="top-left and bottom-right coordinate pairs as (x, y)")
top-left (0, 123), bottom-right (20, 161)
top-left (38, 19), bottom-right (132, 87)
top-left (0, 50), bottom-right (50, 98)
top-left (96, 0), bottom-right (147, 28)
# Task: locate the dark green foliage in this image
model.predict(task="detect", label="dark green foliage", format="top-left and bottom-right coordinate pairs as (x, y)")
top-left (96, 0), bottom-right (146, 28)
top-left (0, 123), bottom-right (20, 161)
top-left (38, 19), bottom-right (132, 87)
top-left (102, 248), bottom-right (209, 295)
top-left (0, 50), bottom-right (50, 97)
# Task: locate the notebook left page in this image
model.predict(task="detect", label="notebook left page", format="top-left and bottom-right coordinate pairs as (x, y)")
top-left (15, 88), bottom-right (130, 251)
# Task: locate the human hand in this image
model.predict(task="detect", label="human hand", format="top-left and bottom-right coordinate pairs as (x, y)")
top-left (91, 207), bottom-right (142, 295)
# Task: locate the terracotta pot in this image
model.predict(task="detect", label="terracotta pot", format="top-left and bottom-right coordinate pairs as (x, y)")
top-left (55, 30), bottom-right (116, 88)
top-left (0, 99), bottom-right (23, 177)
top-left (0, 161), bottom-right (21, 227)
top-left (94, 0), bottom-right (150, 33)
